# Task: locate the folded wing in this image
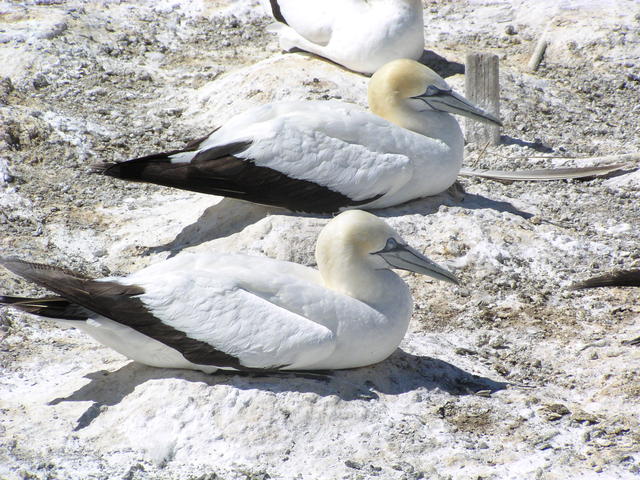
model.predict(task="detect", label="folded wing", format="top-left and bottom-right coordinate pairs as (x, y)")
top-left (99, 101), bottom-right (416, 213)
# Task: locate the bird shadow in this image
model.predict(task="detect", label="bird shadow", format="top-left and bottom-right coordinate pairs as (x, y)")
top-left (143, 187), bottom-right (533, 258)
top-left (500, 135), bottom-right (554, 153)
top-left (374, 184), bottom-right (534, 220)
top-left (284, 48), bottom-right (464, 79)
top-left (418, 50), bottom-right (465, 78)
top-left (48, 348), bottom-right (509, 431)
top-left (143, 198), bottom-right (290, 258)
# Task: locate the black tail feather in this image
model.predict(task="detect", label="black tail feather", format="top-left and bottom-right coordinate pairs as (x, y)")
top-left (268, 0), bottom-right (288, 24)
top-left (90, 128), bottom-right (221, 179)
top-left (90, 138), bottom-right (379, 213)
top-left (571, 269), bottom-right (640, 290)
top-left (92, 140), bottom-right (251, 184)
top-left (0, 295), bottom-right (89, 320)
top-left (0, 256), bottom-right (146, 321)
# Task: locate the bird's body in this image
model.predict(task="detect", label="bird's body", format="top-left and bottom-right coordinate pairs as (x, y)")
top-left (170, 100), bottom-right (462, 210)
top-left (56, 253), bottom-right (410, 372)
top-left (99, 60), bottom-right (501, 214)
top-left (1, 211), bottom-right (458, 373)
top-left (260, 0), bottom-right (425, 74)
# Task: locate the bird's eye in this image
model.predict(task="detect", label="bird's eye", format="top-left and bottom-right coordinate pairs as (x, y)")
top-left (383, 238), bottom-right (399, 251)
top-left (425, 85), bottom-right (440, 96)
top-left (371, 238), bottom-right (410, 255)
top-left (425, 85), bottom-right (452, 97)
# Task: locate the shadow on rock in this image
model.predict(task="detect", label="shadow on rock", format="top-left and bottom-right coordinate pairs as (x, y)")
top-left (48, 349), bottom-right (507, 430)
top-left (418, 50), bottom-right (465, 78)
top-left (283, 49), bottom-right (464, 79)
top-left (144, 185), bottom-right (532, 258)
top-left (377, 185), bottom-right (534, 220)
top-left (144, 198), bottom-right (289, 257)
top-left (500, 135), bottom-right (554, 153)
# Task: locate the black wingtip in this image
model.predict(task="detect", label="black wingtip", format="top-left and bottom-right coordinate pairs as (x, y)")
top-left (0, 295), bottom-right (26, 305)
top-left (0, 256), bottom-right (27, 274)
top-left (89, 161), bottom-right (117, 176)
top-left (570, 269), bottom-right (640, 290)
top-left (0, 256), bottom-right (87, 282)
top-left (268, 0), bottom-right (288, 25)
top-left (623, 336), bottom-right (640, 347)
top-left (0, 295), bottom-right (90, 320)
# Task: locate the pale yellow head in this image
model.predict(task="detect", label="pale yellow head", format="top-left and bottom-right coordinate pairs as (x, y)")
top-left (367, 58), bottom-right (502, 130)
top-left (316, 210), bottom-right (396, 277)
top-left (367, 59), bottom-right (449, 126)
top-left (315, 210), bottom-right (458, 301)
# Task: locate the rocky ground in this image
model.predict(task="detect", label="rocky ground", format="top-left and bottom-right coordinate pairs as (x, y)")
top-left (0, 1), bottom-right (639, 479)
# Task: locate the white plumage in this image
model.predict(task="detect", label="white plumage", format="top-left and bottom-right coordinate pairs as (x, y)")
top-left (175, 100), bottom-right (430, 206)
top-left (0, 211), bottom-right (459, 372)
top-left (102, 59), bottom-right (501, 214)
top-left (260, 0), bottom-right (425, 74)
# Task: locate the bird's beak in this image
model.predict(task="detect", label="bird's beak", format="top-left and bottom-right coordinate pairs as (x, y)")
top-left (413, 88), bottom-right (502, 126)
top-left (373, 239), bottom-right (460, 285)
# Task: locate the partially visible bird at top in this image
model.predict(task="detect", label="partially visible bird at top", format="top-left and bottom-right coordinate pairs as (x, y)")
top-left (259, 0), bottom-right (425, 75)
top-left (0, 210), bottom-right (459, 373)
top-left (96, 59), bottom-right (501, 215)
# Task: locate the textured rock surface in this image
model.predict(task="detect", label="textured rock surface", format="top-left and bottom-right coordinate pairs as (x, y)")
top-left (1, 0), bottom-right (639, 479)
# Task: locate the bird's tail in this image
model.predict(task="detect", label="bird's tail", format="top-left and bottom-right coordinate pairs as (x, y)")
top-left (89, 152), bottom-right (177, 182)
top-left (88, 161), bottom-right (115, 175)
top-left (570, 269), bottom-right (640, 289)
top-left (0, 256), bottom-right (144, 322)
top-left (0, 257), bottom-right (97, 320)
top-left (89, 138), bottom-right (251, 186)
top-left (89, 129), bottom-right (222, 180)
top-left (0, 295), bottom-right (89, 320)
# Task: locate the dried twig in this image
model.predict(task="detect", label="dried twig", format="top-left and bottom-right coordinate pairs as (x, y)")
top-left (621, 337), bottom-right (640, 347)
top-left (459, 163), bottom-right (631, 183)
top-left (489, 152), bottom-right (640, 163)
top-left (528, 37), bottom-right (548, 72)
top-left (469, 141), bottom-right (492, 169)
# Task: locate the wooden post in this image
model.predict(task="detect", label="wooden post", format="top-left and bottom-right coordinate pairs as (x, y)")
top-left (465, 53), bottom-right (500, 146)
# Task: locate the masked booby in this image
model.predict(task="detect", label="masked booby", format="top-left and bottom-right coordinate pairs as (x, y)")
top-left (0, 210), bottom-right (458, 372)
top-left (96, 59), bottom-right (501, 214)
top-left (260, 0), bottom-right (425, 74)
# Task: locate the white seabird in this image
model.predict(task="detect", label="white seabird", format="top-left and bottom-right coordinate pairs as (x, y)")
top-left (0, 210), bottom-right (458, 372)
top-left (97, 59), bottom-right (501, 214)
top-left (259, 0), bottom-right (425, 74)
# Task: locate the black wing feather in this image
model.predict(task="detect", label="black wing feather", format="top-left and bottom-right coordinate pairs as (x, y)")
top-left (268, 0), bottom-right (288, 24)
top-left (0, 295), bottom-right (90, 320)
top-left (96, 141), bottom-right (382, 214)
top-left (571, 269), bottom-right (640, 289)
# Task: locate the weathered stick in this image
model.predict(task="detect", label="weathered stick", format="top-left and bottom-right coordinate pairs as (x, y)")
top-left (458, 163), bottom-right (631, 183)
top-left (465, 53), bottom-right (500, 145)
top-left (528, 37), bottom-right (548, 72)
top-left (549, 152), bottom-right (640, 166)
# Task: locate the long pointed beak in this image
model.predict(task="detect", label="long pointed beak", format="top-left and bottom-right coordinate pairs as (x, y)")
top-left (414, 89), bottom-right (502, 126)
top-left (376, 243), bottom-right (460, 285)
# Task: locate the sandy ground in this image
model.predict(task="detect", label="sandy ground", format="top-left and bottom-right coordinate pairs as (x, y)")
top-left (0, 0), bottom-right (639, 479)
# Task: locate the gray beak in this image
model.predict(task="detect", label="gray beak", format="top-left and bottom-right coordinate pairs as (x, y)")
top-left (413, 86), bottom-right (502, 126)
top-left (373, 238), bottom-right (460, 285)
